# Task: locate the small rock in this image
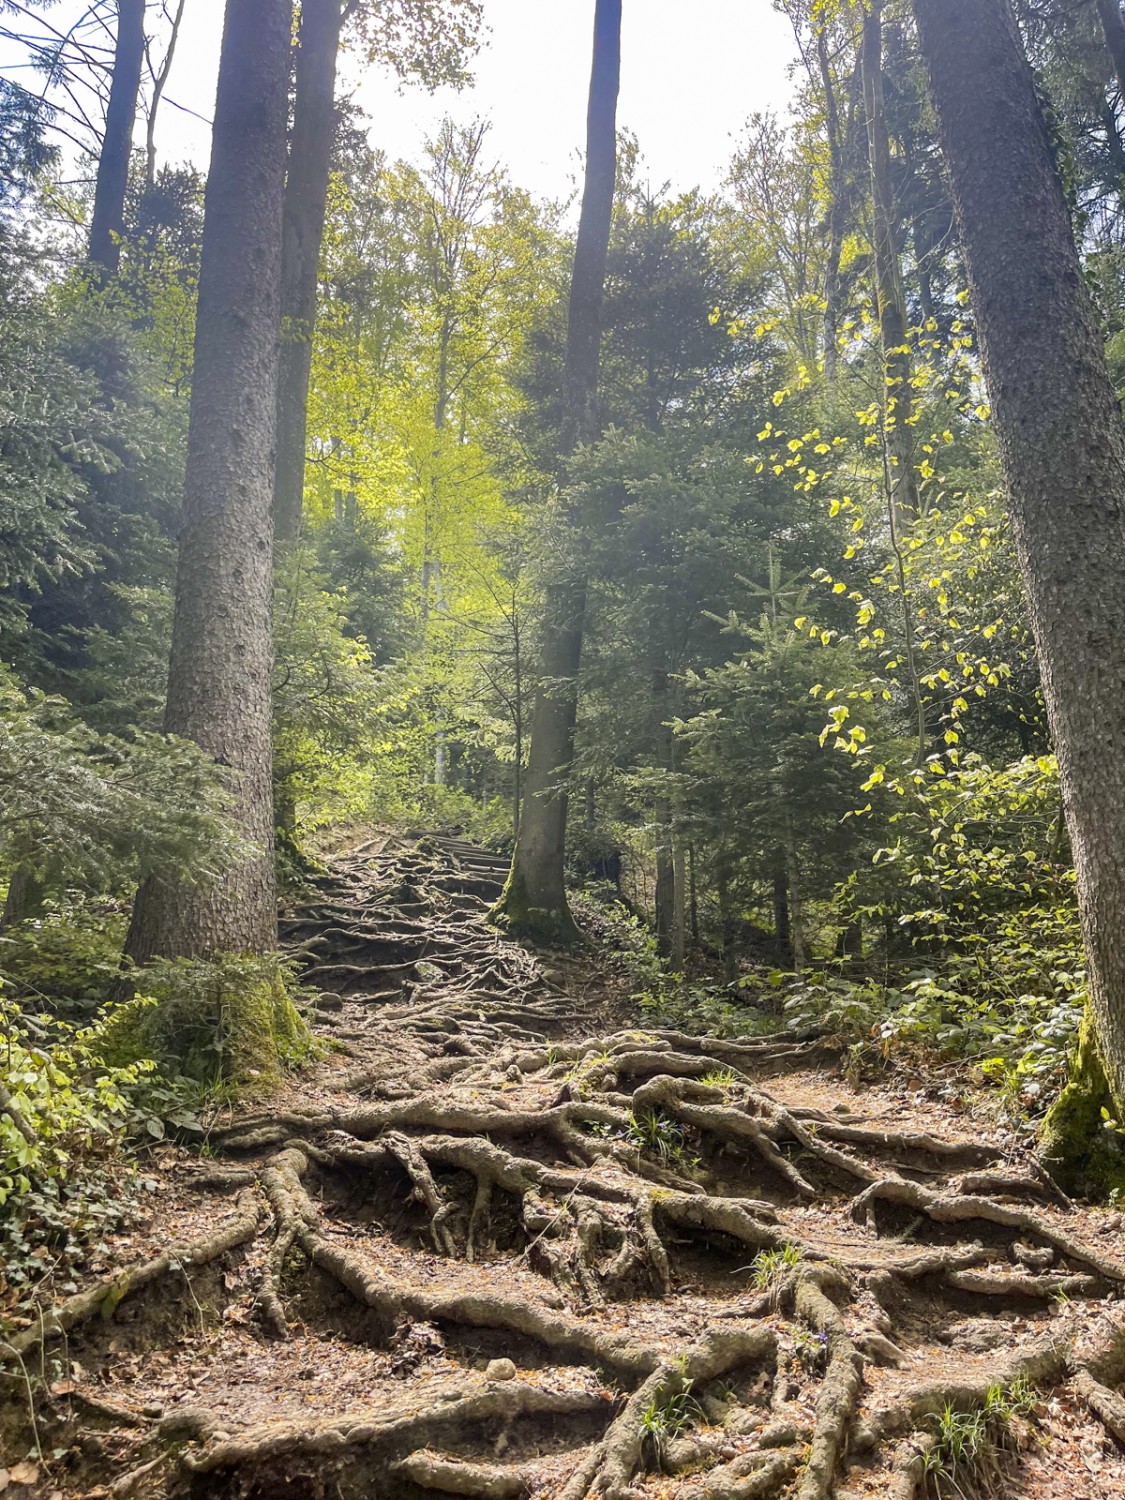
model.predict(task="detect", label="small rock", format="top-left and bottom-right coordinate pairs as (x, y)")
top-left (486, 1358), bottom-right (517, 1382)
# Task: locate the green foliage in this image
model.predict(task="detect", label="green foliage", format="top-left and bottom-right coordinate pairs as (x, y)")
top-left (0, 661), bottom-right (245, 898)
top-left (0, 989), bottom-right (153, 1208)
top-left (0, 898), bottom-right (128, 1017)
top-left (99, 954), bottom-right (316, 1090)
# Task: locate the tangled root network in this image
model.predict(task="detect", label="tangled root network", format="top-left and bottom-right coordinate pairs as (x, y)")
top-left (5, 834), bottom-right (1125, 1500)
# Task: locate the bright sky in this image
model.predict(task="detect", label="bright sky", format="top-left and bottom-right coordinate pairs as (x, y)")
top-left (147, 0), bottom-right (797, 200)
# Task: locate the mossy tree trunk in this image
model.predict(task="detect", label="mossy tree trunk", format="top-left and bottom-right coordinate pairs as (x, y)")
top-left (492, 0), bottom-right (621, 943)
top-left (913, 0), bottom-right (1125, 1131)
top-left (127, 0), bottom-right (293, 963)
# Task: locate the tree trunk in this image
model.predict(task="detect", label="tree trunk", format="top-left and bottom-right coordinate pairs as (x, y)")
top-left (862, 0), bottom-right (919, 524)
top-left (493, 0), bottom-right (621, 941)
top-left (145, 0), bottom-right (187, 187)
top-left (911, 0), bottom-right (1125, 1114)
top-left (672, 837), bottom-right (687, 973)
top-left (126, 0), bottom-right (292, 963)
top-left (784, 810), bottom-right (806, 970)
top-left (772, 860), bottom-right (792, 965)
top-left (818, 33), bottom-right (861, 383)
top-left (89, 0), bottom-right (145, 275)
top-left (718, 853), bottom-right (738, 984)
top-left (1097, 0), bottom-right (1125, 103)
top-left (273, 0), bottom-right (345, 545)
top-left (2, 866), bottom-right (46, 929)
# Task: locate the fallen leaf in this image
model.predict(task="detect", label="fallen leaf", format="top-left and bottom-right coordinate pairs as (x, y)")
top-left (8, 1464), bottom-right (38, 1487)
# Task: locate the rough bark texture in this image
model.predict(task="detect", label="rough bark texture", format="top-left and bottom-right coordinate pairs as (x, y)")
top-left (492, 0), bottom-right (621, 941)
top-left (88, 0), bottom-right (145, 275)
top-left (911, 0), bottom-right (1125, 1118)
top-left (273, 0), bottom-right (344, 545)
top-left (1097, 0), bottom-right (1125, 104)
top-left (126, 0), bottom-right (292, 961)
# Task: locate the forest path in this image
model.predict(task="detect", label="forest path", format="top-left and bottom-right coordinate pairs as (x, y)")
top-left (7, 835), bottom-right (1125, 1500)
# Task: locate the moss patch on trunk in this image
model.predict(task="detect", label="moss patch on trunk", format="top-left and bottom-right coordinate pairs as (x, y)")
top-left (488, 867), bottom-right (583, 947)
top-left (98, 953), bottom-right (314, 1089)
top-left (1039, 1009), bottom-right (1125, 1195)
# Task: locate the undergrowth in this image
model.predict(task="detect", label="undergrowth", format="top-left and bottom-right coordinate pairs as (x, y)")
top-left (575, 884), bottom-right (1086, 1126)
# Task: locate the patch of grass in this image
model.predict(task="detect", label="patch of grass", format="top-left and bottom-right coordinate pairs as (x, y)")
top-left (922, 1377), bottom-right (1036, 1496)
top-left (625, 1107), bottom-right (697, 1169)
top-left (700, 1067), bottom-right (737, 1090)
top-left (748, 1242), bottom-right (803, 1293)
top-left (640, 1357), bottom-right (705, 1471)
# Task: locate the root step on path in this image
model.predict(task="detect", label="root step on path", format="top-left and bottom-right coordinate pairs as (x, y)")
top-left (7, 832), bottom-right (1125, 1500)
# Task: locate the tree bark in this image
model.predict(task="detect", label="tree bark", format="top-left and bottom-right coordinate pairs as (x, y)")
top-left (862, 0), bottom-right (919, 524)
top-left (493, 0), bottom-right (621, 940)
top-left (911, 0), bottom-right (1125, 1112)
top-left (273, 0), bottom-right (345, 545)
top-left (126, 0), bottom-right (292, 962)
top-left (1097, 0), bottom-right (1125, 104)
top-left (89, 0), bottom-right (145, 275)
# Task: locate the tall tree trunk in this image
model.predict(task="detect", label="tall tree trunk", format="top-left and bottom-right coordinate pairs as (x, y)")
top-left (1097, 0), bottom-right (1125, 103)
top-left (911, 0), bottom-right (1125, 1115)
top-left (492, 0), bottom-right (621, 941)
top-left (818, 32), bottom-right (860, 383)
top-left (126, 0), bottom-right (292, 963)
top-left (671, 837), bottom-right (687, 973)
top-left (652, 668), bottom-right (674, 955)
top-left (784, 809), bottom-right (806, 970)
top-left (772, 859), bottom-right (792, 966)
top-left (718, 851), bottom-right (738, 984)
top-left (273, 0), bottom-right (345, 545)
top-left (145, 0), bottom-right (187, 187)
top-left (862, 0), bottom-right (919, 524)
top-left (89, 0), bottom-right (145, 275)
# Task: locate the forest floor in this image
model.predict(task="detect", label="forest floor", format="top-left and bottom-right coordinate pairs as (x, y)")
top-left (4, 832), bottom-right (1125, 1500)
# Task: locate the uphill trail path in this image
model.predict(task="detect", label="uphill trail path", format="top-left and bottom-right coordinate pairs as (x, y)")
top-left (4, 831), bottom-right (1125, 1500)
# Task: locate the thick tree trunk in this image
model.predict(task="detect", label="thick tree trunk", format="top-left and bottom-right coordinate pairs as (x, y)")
top-left (89, 0), bottom-right (145, 275)
top-left (273, 0), bottom-right (344, 545)
top-left (912, 0), bottom-right (1125, 1113)
top-left (862, 1), bottom-right (919, 524)
top-left (2, 866), bottom-right (46, 929)
top-left (126, 0), bottom-right (292, 963)
top-left (493, 0), bottom-right (621, 941)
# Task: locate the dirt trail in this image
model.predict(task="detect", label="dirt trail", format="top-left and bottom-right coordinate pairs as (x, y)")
top-left (5, 833), bottom-right (1125, 1499)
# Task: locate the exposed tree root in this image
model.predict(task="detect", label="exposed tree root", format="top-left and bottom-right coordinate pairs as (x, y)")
top-left (9, 834), bottom-right (1125, 1500)
top-left (1, 1189), bottom-right (260, 1359)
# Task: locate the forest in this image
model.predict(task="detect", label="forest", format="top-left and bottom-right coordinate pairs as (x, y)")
top-left (6, 0), bottom-right (1125, 1495)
